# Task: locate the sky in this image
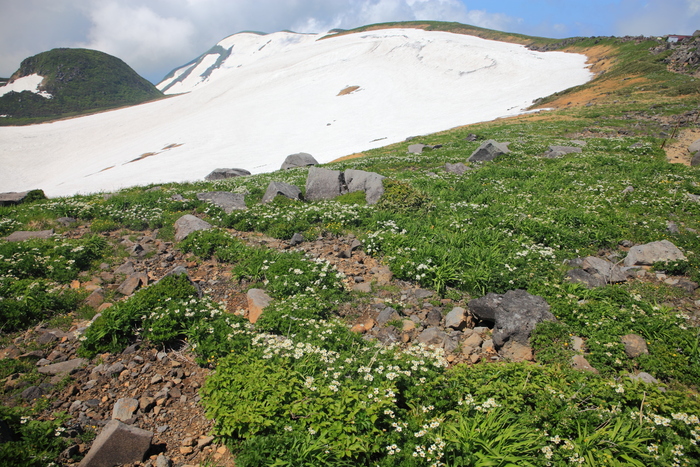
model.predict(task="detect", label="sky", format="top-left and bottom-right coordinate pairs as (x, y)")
top-left (0, 0), bottom-right (698, 84)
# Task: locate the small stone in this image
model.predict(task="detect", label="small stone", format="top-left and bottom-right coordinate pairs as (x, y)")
top-left (571, 355), bottom-right (599, 374)
top-left (621, 334), bottom-right (648, 358)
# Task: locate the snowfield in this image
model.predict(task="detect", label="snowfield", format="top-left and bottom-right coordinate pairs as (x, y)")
top-left (0, 29), bottom-right (592, 197)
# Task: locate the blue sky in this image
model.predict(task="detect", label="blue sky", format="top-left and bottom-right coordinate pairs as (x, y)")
top-left (0, 0), bottom-right (697, 83)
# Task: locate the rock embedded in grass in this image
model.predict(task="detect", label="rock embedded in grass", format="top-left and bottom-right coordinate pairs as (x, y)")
top-left (280, 152), bottom-right (318, 170)
top-left (174, 215), bottom-right (212, 242)
top-left (204, 168), bottom-right (251, 181)
top-left (196, 191), bottom-right (247, 213)
top-left (467, 139), bottom-right (510, 162)
top-left (623, 239), bottom-right (686, 267)
top-left (261, 181), bottom-right (302, 204)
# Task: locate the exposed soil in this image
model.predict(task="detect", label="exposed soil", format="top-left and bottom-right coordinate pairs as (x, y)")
top-left (664, 127), bottom-right (700, 165)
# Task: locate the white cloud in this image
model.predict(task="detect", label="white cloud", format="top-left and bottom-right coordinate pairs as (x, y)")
top-left (616, 0), bottom-right (700, 36)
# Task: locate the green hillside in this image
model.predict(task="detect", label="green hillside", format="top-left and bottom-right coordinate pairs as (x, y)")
top-left (0, 48), bottom-right (163, 125)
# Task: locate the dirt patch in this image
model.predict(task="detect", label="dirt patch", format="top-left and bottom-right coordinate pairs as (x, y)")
top-left (127, 152), bottom-right (158, 164)
top-left (162, 143), bottom-right (183, 150)
top-left (338, 85), bottom-right (360, 96)
top-left (98, 166), bottom-right (114, 173)
top-left (663, 127), bottom-right (700, 165)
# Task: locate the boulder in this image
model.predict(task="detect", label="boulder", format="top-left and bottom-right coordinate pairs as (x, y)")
top-left (117, 273), bottom-right (148, 296)
top-left (500, 341), bottom-right (534, 362)
top-left (204, 168), bottom-right (251, 181)
top-left (689, 138), bottom-right (700, 154)
top-left (196, 191), bottom-right (246, 213)
top-left (416, 327), bottom-right (448, 347)
top-left (444, 162), bottom-right (468, 175)
top-left (467, 140), bottom-right (510, 162)
top-left (444, 307), bottom-right (467, 330)
top-left (543, 145), bottom-right (582, 158)
top-left (37, 358), bottom-right (86, 376)
top-left (623, 240), bottom-right (686, 267)
top-left (0, 191), bottom-right (31, 206)
top-left (621, 334), bottom-right (648, 358)
top-left (691, 151), bottom-right (700, 167)
top-left (468, 289), bottom-right (554, 349)
top-left (247, 289), bottom-right (273, 324)
top-left (281, 153), bottom-right (318, 170)
top-left (5, 229), bottom-right (54, 242)
top-left (79, 420), bottom-right (153, 467)
top-left (305, 167), bottom-right (346, 201)
top-left (582, 256), bottom-right (627, 283)
top-left (345, 169), bottom-right (385, 204)
top-left (261, 182), bottom-right (302, 204)
top-left (174, 215), bottom-right (212, 242)
top-left (566, 268), bottom-right (605, 288)
top-left (408, 144), bottom-right (432, 154)
top-left (112, 397), bottom-right (139, 422)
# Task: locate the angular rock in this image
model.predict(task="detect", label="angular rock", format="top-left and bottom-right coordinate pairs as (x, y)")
top-left (290, 232), bottom-right (304, 246)
top-left (376, 307), bottom-right (401, 326)
top-left (416, 327), bottom-right (448, 347)
top-left (114, 261), bottom-right (135, 275)
top-left (628, 372), bottom-right (659, 385)
top-left (344, 169), bottom-right (386, 204)
top-left (56, 217), bottom-right (76, 226)
top-left (566, 268), bottom-right (605, 288)
top-left (247, 288), bottom-right (273, 324)
top-left (21, 385), bottom-right (44, 402)
top-left (37, 358), bottom-right (86, 376)
top-left (543, 145), bottom-right (582, 158)
top-left (582, 256), bottom-right (627, 283)
top-left (691, 151), bottom-right (700, 167)
top-left (117, 273), bottom-right (148, 296)
top-left (281, 153), bottom-right (318, 170)
top-left (174, 215), bottom-right (212, 242)
top-left (261, 181), bottom-right (302, 204)
top-left (623, 240), bottom-right (686, 267)
top-left (500, 341), bottom-right (534, 362)
top-left (0, 191), bottom-right (32, 206)
top-left (425, 309), bottom-right (443, 327)
top-left (85, 288), bottom-right (105, 309)
top-left (444, 307), bottom-right (467, 330)
top-left (444, 162), bottom-right (468, 175)
top-left (571, 354), bottom-right (599, 374)
top-left (79, 419), bottom-right (153, 467)
top-left (621, 334), bottom-right (648, 358)
top-left (408, 144), bottom-right (432, 154)
top-left (5, 229), bottom-right (54, 242)
top-left (305, 167), bottom-right (346, 201)
top-left (204, 168), bottom-right (251, 181)
top-left (112, 398), bottom-right (139, 422)
top-left (196, 191), bottom-right (246, 214)
top-left (468, 289), bottom-right (554, 349)
top-left (467, 140), bottom-right (510, 162)
top-left (689, 138), bottom-right (700, 154)
top-left (461, 333), bottom-right (483, 354)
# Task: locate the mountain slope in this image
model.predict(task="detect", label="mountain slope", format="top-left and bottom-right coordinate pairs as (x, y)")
top-left (0, 48), bottom-right (162, 124)
top-left (0, 26), bottom-right (591, 197)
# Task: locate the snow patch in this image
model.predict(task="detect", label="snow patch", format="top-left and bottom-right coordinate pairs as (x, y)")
top-left (0, 74), bottom-right (52, 98)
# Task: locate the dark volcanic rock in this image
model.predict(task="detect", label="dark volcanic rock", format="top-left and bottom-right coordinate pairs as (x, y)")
top-left (204, 168), bottom-right (251, 181)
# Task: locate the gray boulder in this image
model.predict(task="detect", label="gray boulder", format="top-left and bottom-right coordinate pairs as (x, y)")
top-left (173, 215), bottom-right (212, 242)
top-left (345, 169), bottom-right (385, 204)
top-left (281, 153), bottom-right (318, 170)
top-left (261, 182), bottom-right (302, 204)
top-left (197, 191), bottom-right (246, 213)
top-left (444, 162), bottom-right (469, 175)
top-left (204, 168), bottom-right (251, 181)
top-left (467, 140), bottom-right (510, 162)
top-left (5, 229), bottom-right (54, 242)
top-left (37, 358), bottom-right (86, 376)
top-left (305, 167), bottom-right (346, 201)
top-left (408, 144), bottom-right (432, 154)
top-left (623, 240), bottom-right (686, 267)
top-left (376, 307), bottom-right (401, 326)
top-left (444, 307), bottom-right (467, 330)
top-left (79, 420), bottom-right (152, 467)
top-left (543, 145), bottom-right (582, 158)
top-left (691, 151), bottom-right (700, 167)
top-left (468, 289), bottom-right (554, 349)
top-left (582, 256), bottom-right (627, 283)
top-left (566, 268), bottom-right (605, 288)
top-left (416, 327), bottom-right (448, 347)
top-left (689, 138), bottom-right (700, 154)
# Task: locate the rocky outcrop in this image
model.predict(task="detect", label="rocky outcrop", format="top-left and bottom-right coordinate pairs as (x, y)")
top-left (305, 167), bottom-right (346, 201)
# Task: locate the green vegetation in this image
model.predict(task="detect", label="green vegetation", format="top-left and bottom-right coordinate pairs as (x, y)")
top-left (2, 23), bottom-right (700, 466)
top-left (0, 48), bottom-right (163, 125)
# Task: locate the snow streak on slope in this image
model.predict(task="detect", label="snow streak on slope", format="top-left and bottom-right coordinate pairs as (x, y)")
top-left (0, 29), bottom-right (592, 197)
